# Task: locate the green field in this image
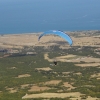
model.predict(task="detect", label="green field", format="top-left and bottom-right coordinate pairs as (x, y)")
top-left (0, 46), bottom-right (100, 100)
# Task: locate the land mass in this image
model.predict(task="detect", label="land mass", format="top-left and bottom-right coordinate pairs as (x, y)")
top-left (0, 30), bottom-right (100, 100)
top-left (0, 30), bottom-right (100, 49)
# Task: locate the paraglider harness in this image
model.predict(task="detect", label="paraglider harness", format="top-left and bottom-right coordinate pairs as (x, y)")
top-left (53, 60), bottom-right (57, 66)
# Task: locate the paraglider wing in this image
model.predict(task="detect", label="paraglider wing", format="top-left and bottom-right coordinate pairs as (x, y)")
top-left (38, 30), bottom-right (73, 45)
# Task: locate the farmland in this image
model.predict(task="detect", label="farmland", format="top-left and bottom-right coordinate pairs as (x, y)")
top-left (0, 30), bottom-right (100, 100)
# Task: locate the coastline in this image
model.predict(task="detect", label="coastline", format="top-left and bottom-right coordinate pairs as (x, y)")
top-left (0, 30), bottom-right (100, 49)
top-left (0, 32), bottom-right (42, 36)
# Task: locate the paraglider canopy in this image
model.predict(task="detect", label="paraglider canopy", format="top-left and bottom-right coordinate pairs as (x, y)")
top-left (38, 30), bottom-right (73, 46)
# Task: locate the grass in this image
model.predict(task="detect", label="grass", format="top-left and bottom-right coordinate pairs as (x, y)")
top-left (0, 46), bottom-right (100, 99)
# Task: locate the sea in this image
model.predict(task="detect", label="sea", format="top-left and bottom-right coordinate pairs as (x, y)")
top-left (0, 0), bottom-right (100, 34)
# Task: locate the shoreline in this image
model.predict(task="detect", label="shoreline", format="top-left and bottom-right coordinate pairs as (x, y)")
top-left (0, 30), bottom-right (100, 35)
top-left (0, 30), bottom-right (100, 49)
top-left (0, 32), bottom-right (42, 36)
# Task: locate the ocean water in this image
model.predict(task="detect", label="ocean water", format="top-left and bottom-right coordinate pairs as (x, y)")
top-left (0, 0), bottom-right (100, 34)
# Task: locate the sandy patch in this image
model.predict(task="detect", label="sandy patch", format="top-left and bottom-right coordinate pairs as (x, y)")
top-left (70, 96), bottom-right (99, 100)
top-left (62, 72), bottom-right (70, 74)
top-left (70, 97), bottom-right (81, 100)
top-left (35, 67), bottom-right (52, 71)
top-left (91, 73), bottom-right (100, 78)
top-left (44, 80), bottom-right (61, 85)
top-left (0, 34), bottom-right (39, 48)
top-left (82, 85), bottom-right (95, 88)
top-left (44, 53), bottom-right (100, 63)
top-left (28, 85), bottom-right (50, 92)
top-left (63, 82), bottom-right (76, 90)
top-left (9, 67), bottom-right (17, 69)
top-left (72, 57), bottom-right (100, 63)
top-left (86, 96), bottom-right (99, 100)
top-left (22, 92), bottom-right (82, 99)
top-left (44, 53), bottom-right (77, 62)
top-left (17, 74), bottom-right (31, 78)
top-left (21, 84), bottom-right (30, 89)
top-left (74, 72), bottom-right (82, 75)
top-left (72, 36), bottom-right (100, 47)
top-left (75, 63), bottom-right (100, 67)
top-left (6, 87), bottom-right (17, 93)
top-left (56, 55), bottom-right (77, 59)
top-left (97, 78), bottom-right (100, 80)
top-left (44, 53), bottom-right (53, 62)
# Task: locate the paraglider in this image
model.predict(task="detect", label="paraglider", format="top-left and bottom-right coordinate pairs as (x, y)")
top-left (38, 30), bottom-right (73, 46)
top-left (53, 60), bottom-right (57, 66)
top-left (38, 30), bottom-right (73, 66)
